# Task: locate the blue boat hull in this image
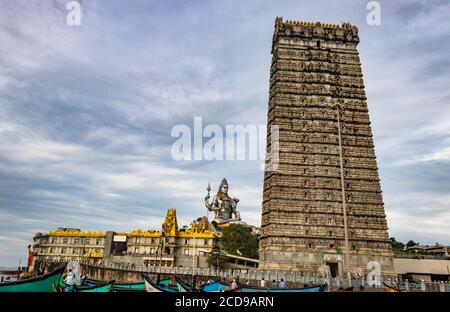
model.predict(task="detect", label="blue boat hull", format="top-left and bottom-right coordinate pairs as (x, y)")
top-left (200, 281), bottom-right (325, 292)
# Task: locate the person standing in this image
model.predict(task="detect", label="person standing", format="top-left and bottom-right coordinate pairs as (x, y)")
top-left (230, 279), bottom-right (238, 290)
top-left (260, 277), bottom-right (266, 288)
top-left (279, 278), bottom-right (286, 288)
top-left (64, 269), bottom-right (76, 292)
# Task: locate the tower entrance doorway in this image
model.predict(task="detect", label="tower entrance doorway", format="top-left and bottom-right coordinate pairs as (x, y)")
top-left (327, 262), bottom-right (339, 278)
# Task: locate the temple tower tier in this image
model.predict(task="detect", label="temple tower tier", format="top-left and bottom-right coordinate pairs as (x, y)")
top-left (258, 18), bottom-right (394, 277)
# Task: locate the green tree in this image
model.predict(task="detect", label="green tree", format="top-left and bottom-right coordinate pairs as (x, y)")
top-left (207, 246), bottom-right (227, 269)
top-left (389, 237), bottom-right (405, 251)
top-left (406, 240), bottom-right (418, 248)
top-left (220, 224), bottom-right (259, 259)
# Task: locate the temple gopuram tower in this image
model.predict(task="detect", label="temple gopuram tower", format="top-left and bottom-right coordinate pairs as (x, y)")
top-left (259, 18), bottom-right (394, 277)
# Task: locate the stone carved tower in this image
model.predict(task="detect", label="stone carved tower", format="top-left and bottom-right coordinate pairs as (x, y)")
top-left (259, 18), bottom-right (394, 276)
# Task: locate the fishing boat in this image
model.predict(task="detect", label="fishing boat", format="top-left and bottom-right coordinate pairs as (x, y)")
top-left (81, 277), bottom-right (108, 287)
top-left (77, 284), bottom-right (112, 292)
top-left (82, 276), bottom-right (153, 291)
top-left (58, 277), bottom-right (111, 292)
top-left (174, 277), bottom-right (199, 292)
top-left (200, 280), bottom-right (325, 292)
top-left (85, 276), bottom-right (171, 290)
top-left (111, 281), bottom-right (145, 291)
top-left (112, 286), bottom-right (146, 292)
top-left (0, 267), bottom-right (65, 292)
top-left (240, 284), bottom-right (326, 292)
top-left (141, 274), bottom-right (178, 292)
top-left (81, 276), bottom-right (171, 292)
top-left (198, 279), bottom-right (249, 292)
top-left (199, 279), bottom-right (229, 292)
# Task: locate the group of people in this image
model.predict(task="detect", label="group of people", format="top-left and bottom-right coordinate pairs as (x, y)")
top-left (259, 277), bottom-right (286, 288)
top-left (227, 277), bottom-right (287, 290)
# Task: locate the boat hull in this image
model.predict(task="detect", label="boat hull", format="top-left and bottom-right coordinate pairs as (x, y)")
top-left (112, 282), bottom-right (145, 290)
top-left (199, 280), bottom-right (229, 292)
top-left (200, 281), bottom-right (325, 293)
top-left (241, 284), bottom-right (325, 292)
top-left (142, 274), bottom-right (178, 292)
top-left (174, 277), bottom-right (199, 292)
top-left (0, 267), bottom-right (64, 292)
top-left (78, 284), bottom-right (112, 292)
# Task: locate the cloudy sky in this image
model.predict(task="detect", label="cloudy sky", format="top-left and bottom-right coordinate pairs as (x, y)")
top-left (0, 0), bottom-right (449, 266)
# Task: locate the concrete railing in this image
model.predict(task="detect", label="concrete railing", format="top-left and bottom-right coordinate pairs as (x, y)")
top-left (74, 259), bottom-right (450, 292)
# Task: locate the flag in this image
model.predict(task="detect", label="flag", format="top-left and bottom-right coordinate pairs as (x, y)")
top-left (27, 246), bottom-right (33, 267)
top-left (236, 249), bottom-right (242, 256)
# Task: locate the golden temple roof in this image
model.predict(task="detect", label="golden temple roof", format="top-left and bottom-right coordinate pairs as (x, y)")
top-left (48, 230), bottom-right (106, 237)
top-left (45, 209), bottom-right (220, 239)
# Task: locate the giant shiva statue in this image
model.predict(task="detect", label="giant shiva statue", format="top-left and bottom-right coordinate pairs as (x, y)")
top-left (204, 178), bottom-right (241, 225)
